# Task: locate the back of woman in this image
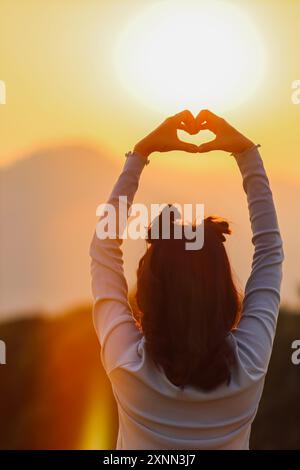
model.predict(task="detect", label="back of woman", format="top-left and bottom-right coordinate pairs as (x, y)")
top-left (90, 109), bottom-right (283, 450)
top-left (108, 337), bottom-right (265, 449)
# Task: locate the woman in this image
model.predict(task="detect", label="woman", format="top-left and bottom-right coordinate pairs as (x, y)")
top-left (90, 109), bottom-right (283, 449)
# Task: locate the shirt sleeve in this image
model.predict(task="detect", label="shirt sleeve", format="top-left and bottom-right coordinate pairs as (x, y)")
top-left (89, 152), bottom-right (147, 374)
top-left (231, 145), bottom-right (284, 377)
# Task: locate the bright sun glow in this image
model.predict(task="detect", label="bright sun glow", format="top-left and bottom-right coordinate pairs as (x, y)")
top-left (114, 0), bottom-right (266, 114)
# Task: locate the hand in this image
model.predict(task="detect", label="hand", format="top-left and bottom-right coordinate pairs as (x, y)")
top-left (196, 109), bottom-right (254, 154)
top-left (134, 110), bottom-right (199, 158)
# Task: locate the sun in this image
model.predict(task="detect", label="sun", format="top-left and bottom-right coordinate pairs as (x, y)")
top-left (114, 0), bottom-right (266, 114)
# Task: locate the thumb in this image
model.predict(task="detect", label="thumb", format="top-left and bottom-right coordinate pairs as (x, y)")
top-left (176, 142), bottom-right (199, 153)
top-left (198, 139), bottom-right (218, 153)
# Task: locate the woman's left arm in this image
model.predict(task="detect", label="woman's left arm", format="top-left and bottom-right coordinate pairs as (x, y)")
top-left (90, 111), bottom-right (197, 374)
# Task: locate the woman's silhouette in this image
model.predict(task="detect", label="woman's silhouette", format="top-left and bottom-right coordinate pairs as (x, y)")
top-left (90, 109), bottom-right (283, 449)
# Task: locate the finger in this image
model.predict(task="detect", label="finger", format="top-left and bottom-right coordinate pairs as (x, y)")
top-left (175, 141), bottom-right (199, 153)
top-left (177, 122), bottom-right (198, 135)
top-left (172, 109), bottom-right (194, 124)
top-left (196, 109), bottom-right (220, 126)
top-left (198, 123), bottom-right (210, 130)
top-left (170, 110), bottom-right (196, 133)
top-left (198, 138), bottom-right (219, 153)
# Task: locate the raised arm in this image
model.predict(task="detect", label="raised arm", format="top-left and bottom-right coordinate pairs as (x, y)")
top-left (196, 110), bottom-right (284, 376)
top-left (90, 111), bottom-right (198, 373)
top-left (232, 146), bottom-right (283, 375)
top-left (89, 152), bottom-right (146, 373)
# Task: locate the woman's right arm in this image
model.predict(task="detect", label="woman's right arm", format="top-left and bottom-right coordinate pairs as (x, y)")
top-left (232, 145), bottom-right (284, 376)
top-left (196, 110), bottom-right (284, 376)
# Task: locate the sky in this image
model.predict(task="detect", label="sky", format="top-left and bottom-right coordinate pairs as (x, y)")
top-left (1, 0), bottom-right (300, 311)
top-left (1, 0), bottom-right (300, 172)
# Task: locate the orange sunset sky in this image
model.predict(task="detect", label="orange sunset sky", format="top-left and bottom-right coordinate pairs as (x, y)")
top-left (1, 0), bottom-right (300, 314)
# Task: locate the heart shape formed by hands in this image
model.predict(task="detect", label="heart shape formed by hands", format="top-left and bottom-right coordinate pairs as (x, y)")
top-left (168, 109), bottom-right (218, 154)
top-left (134, 109), bottom-right (254, 157)
top-left (177, 126), bottom-right (215, 147)
top-left (175, 109), bottom-right (219, 152)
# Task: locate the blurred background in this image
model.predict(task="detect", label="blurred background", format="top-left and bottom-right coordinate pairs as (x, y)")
top-left (0, 0), bottom-right (300, 449)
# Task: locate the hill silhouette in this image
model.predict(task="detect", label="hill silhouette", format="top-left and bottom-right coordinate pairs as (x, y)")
top-left (0, 144), bottom-right (118, 316)
top-left (1, 142), bottom-right (300, 317)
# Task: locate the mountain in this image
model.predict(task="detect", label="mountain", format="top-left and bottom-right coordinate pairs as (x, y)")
top-left (1, 143), bottom-right (299, 317)
top-left (0, 144), bottom-right (118, 316)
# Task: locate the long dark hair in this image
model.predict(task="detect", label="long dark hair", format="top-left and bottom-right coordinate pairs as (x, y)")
top-left (135, 207), bottom-right (241, 391)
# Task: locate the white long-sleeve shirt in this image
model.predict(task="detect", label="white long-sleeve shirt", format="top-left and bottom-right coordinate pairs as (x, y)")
top-left (89, 146), bottom-right (283, 450)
